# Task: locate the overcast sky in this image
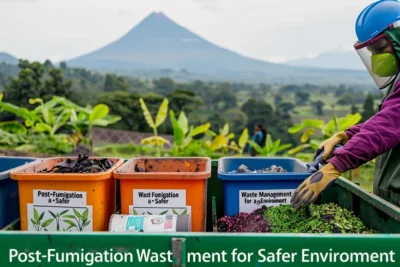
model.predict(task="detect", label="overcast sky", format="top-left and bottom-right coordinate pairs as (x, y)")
top-left (0, 0), bottom-right (377, 63)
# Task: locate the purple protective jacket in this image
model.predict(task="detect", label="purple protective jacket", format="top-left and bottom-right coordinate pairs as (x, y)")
top-left (328, 81), bottom-right (400, 173)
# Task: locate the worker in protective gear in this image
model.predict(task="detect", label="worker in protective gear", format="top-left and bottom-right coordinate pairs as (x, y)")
top-left (291, 0), bottom-right (400, 210)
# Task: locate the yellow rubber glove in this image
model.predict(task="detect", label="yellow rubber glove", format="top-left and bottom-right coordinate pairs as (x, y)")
top-left (314, 131), bottom-right (349, 161)
top-left (290, 163), bottom-right (341, 211)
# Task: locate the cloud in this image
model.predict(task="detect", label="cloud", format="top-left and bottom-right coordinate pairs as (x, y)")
top-left (0, 0), bottom-right (37, 2)
top-left (201, 5), bottom-right (219, 11)
top-left (193, 0), bottom-right (219, 11)
top-left (118, 10), bottom-right (134, 16)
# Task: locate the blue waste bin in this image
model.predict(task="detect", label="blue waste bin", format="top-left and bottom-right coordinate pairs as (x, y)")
top-left (217, 157), bottom-right (312, 216)
top-left (0, 156), bottom-right (37, 229)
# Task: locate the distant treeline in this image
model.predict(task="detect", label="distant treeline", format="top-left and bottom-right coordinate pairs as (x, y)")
top-left (0, 59), bottom-right (382, 146)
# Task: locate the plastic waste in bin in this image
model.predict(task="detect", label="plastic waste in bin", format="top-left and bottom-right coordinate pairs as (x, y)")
top-left (217, 157), bottom-right (311, 216)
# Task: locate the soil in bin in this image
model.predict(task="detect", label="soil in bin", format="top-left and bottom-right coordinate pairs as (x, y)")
top-left (39, 154), bottom-right (115, 173)
top-left (133, 158), bottom-right (207, 173)
top-left (229, 164), bottom-right (287, 173)
top-left (217, 203), bottom-right (375, 234)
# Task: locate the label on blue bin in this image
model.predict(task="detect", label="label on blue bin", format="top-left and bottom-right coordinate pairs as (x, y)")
top-left (239, 189), bottom-right (294, 213)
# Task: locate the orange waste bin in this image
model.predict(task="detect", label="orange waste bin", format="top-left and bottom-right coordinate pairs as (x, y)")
top-left (11, 157), bottom-right (124, 232)
top-left (114, 157), bottom-right (212, 232)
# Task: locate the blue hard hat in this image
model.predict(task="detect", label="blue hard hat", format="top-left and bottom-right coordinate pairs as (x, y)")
top-left (356, 0), bottom-right (400, 43)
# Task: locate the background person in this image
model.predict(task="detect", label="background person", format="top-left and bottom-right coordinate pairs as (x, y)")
top-left (248, 123), bottom-right (267, 157)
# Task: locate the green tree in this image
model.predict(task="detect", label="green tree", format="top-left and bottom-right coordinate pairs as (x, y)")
top-left (280, 85), bottom-right (301, 94)
top-left (2, 60), bottom-right (72, 108)
top-left (276, 102), bottom-right (295, 115)
top-left (208, 112), bottom-right (225, 133)
top-left (104, 74), bottom-right (129, 92)
top-left (362, 93), bottom-right (376, 122)
top-left (153, 77), bottom-right (175, 95)
top-left (43, 68), bottom-right (73, 101)
top-left (3, 60), bottom-right (45, 107)
top-left (337, 93), bottom-right (365, 105)
top-left (212, 88), bottom-right (237, 111)
top-left (0, 72), bottom-right (12, 91)
top-left (44, 59), bottom-right (53, 71)
top-left (96, 91), bottom-right (142, 131)
top-left (295, 91), bottom-right (310, 106)
top-left (312, 100), bottom-right (325, 116)
top-left (189, 80), bottom-right (215, 110)
top-left (274, 95), bottom-right (283, 106)
top-left (59, 62), bottom-right (68, 70)
top-left (168, 89), bottom-right (203, 115)
top-left (242, 98), bottom-right (275, 129)
top-left (351, 104), bottom-right (359, 114)
top-left (222, 109), bottom-right (248, 135)
top-left (259, 83), bottom-right (271, 94)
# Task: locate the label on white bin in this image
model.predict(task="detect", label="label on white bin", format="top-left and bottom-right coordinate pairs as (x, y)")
top-left (27, 189), bottom-right (93, 232)
top-left (239, 189), bottom-right (294, 213)
top-left (133, 189), bottom-right (186, 207)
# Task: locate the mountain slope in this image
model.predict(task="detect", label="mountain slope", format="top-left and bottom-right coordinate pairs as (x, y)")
top-left (67, 12), bottom-right (371, 85)
top-left (0, 53), bottom-right (18, 65)
top-left (68, 12), bottom-right (285, 72)
top-left (285, 51), bottom-right (364, 70)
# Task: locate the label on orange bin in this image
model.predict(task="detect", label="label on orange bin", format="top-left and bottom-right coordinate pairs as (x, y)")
top-left (133, 189), bottom-right (186, 207)
top-left (27, 189), bottom-right (93, 232)
top-left (239, 189), bottom-right (294, 213)
top-left (33, 190), bottom-right (87, 206)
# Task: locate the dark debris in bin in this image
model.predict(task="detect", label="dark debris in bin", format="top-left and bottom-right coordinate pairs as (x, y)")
top-left (40, 154), bottom-right (115, 173)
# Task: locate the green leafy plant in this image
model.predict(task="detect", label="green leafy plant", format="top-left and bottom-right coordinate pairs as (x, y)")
top-left (247, 134), bottom-right (292, 156)
top-left (287, 113), bottom-right (365, 181)
top-left (0, 129), bottom-right (26, 147)
top-left (48, 210), bottom-right (69, 231)
top-left (62, 208), bottom-right (91, 232)
top-left (31, 208), bottom-right (54, 231)
top-left (265, 203), bottom-right (375, 234)
top-left (180, 209), bottom-right (188, 215)
top-left (229, 128), bottom-right (249, 156)
top-left (287, 113), bottom-right (362, 155)
top-left (139, 98), bottom-right (170, 156)
top-left (28, 98), bottom-right (73, 137)
top-left (170, 110), bottom-right (210, 156)
top-left (66, 102), bottom-right (121, 151)
top-left (0, 94), bottom-right (120, 153)
top-left (207, 123), bottom-right (235, 153)
top-left (172, 209), bottom-right (188, 215)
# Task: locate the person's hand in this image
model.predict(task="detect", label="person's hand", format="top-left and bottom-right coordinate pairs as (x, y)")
top-left (290, 163), bottom-right (341, 210)
top-left (314, 131), bottom-right (349, 161)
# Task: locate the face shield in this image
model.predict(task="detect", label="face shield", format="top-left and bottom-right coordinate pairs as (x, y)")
top-left (354, 32), bottom-right (400, 89)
